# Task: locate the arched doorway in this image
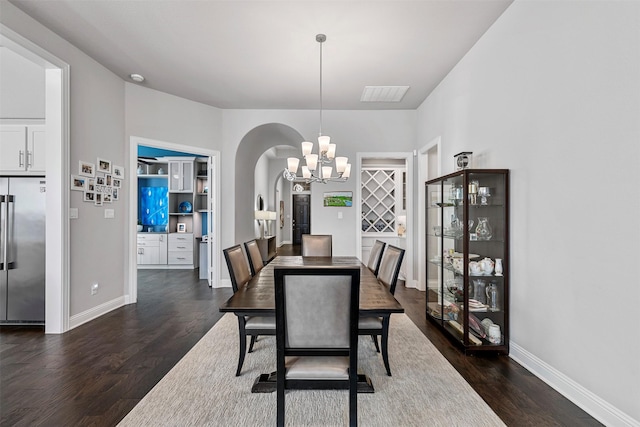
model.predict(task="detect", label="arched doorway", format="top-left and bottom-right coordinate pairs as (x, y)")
top-left (234, 123), bottom-right (303, 245)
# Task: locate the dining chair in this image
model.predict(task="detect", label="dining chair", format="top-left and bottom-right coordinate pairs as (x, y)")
top-left (358, 244), bottom-right (405, 376)
top-left (274, 266), bottom-right (360, 427)
top-left (223, 244), bottom-right (276, 376)
top-left (244, 239), bottom-right (264, 276)
top-left (301, 234), bottom-right (332, 256)
top-left (366, 240), bottom-right (386, 276)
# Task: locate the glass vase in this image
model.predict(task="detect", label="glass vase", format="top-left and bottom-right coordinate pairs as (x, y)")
top-left (475, 217), bottom-right (492, 240)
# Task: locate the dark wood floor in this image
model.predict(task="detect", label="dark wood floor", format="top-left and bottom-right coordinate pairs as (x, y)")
top-left (0, 246), bottom-right (600, 426)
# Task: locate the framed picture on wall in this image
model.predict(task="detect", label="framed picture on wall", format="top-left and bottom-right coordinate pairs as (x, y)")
top-left (71, 175), bottom-right (87, 191)
top-left (323, 191), bottom-right (353, 207)
top-left (97, 158), bottom-right (112, 174)
top-left (280, 200), bottom-right (284, 228)
top-left (112, 165), bottom-right (125, 179)
top-left (79, 161), bottom-right (95, 177)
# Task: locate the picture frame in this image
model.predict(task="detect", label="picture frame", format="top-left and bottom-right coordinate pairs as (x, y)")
top-left (279, 200), bottom-right (284, 229)
top-left (79, 160), bottom-right (95, 177)
top-left (177, 223), bottom-right (186, 233)
top-left (96, 176), bottom-right (105, 186)
top-left (112, 188), bottom-right (119, 200)
top-left (105, 174), bottom-right (112, 186)
top-left (323, 191), bottom-right (353, 207)
top-left (71, 175), bottom-right (87, 191)
top-left (87, 178), bottom-right (95, 192)
top-left (470, 233), bottom-right (478, 241)
top-left (83, 191), bottom-right (95, 202)
top-left (94, 193), bottom-right (103, 206)
top-left (112, 165), bottom-right (125, 179)
top-left (112, 178), bottom-right (122, 188)
top-left (103, 194), bottom-right (112, 203)
top-left (97, 158), bottom-right (112, 174)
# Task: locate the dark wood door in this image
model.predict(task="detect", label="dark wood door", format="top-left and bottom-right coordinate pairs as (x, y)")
top-left (292, 194), bottom-right (310, 245)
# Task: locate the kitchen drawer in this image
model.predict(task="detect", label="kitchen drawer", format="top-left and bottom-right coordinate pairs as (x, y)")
top-left (168, 240), bottom-right (192, 252)
top-left (169, 233), bottom-right (193, 244)
top-left (137, 233), bottom-right (166, 245)
top-left (168, 251), bottom-right (193, 264)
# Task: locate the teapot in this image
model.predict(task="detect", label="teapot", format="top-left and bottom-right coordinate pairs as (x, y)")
top-left (479, 257), bottom-right (494, 275)
top-left (469, 261), bottom-right (482, 275)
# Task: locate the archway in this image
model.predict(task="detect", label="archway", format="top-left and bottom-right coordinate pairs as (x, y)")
top-left (234, 123), bottom-right (302, 245)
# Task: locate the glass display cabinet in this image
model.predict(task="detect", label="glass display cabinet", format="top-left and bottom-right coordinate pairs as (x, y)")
top-left (426, 169), bottom-right (509, 354)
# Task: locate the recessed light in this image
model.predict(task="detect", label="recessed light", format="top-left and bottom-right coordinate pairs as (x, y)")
top-left (129, 73), bottom-right (145, 83)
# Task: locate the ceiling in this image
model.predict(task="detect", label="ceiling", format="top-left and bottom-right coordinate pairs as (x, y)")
top-left (9, 0), bottom-right (513, 110)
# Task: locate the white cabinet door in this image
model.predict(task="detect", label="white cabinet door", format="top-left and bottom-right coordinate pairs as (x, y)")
top-left (168, 160), bottom-right (194, 192)
top-left (0, 126), bottom-right (27, 172)
top-left (27, 126), bottom-right (46, 172)
top-left (158, 234), bottom-right (168, 264)
top-left (137, 245), bottom-right (160, 264)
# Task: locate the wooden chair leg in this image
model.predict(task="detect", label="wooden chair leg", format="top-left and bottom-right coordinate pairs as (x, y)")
top-left (236, 317), bottom-right (247, 376)
top-left (248, 335), bottom-right (257, 353)
top-left (371, 334), bottom-right (380, 353)
top-left (381, 317), bottom-right (391, 376)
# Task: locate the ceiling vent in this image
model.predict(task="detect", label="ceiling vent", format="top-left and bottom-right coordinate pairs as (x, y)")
top-left (360, 86), bottom-right (410, 102)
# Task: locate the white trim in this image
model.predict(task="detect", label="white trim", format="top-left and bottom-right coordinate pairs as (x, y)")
top-left (219, 278), bottom-right (232, 288)
top-left (128, 136), bottom-right (222, 301)
top-left (510, 342), bottom-right (640, 427)
top-left (69, 296), bottom-right (126, 330)
top-left (1, 24), bottom-right (71, 334)
top-left (416, 136), bottom-right (441, 291)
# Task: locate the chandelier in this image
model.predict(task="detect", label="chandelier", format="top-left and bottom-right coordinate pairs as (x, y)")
top-left (283, 34), bottom-right (351, 184)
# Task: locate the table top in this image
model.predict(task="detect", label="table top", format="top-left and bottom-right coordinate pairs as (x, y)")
top-left (219, 256), bottom-right (404, 315)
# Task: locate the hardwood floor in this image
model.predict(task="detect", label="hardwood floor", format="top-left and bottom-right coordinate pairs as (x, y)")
top-left (0, 247), bottom-right (600, 426)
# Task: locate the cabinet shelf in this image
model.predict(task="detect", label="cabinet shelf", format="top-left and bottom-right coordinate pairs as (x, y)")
top-left (426, 169), bottom-right (510, 354)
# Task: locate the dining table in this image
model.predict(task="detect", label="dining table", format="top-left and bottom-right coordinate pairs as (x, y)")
top-left (219, 255), bottom-right (405, 393)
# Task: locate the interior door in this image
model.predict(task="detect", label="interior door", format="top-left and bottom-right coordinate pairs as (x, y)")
top-left (206, 156), bottom-right (214, 287)
top-left (292, 194), bottom-right (310, 245)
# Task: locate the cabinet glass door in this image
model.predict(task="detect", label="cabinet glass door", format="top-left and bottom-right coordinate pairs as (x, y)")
top-left (425, 181), bottom-right (442, 322)
top-left (466, 171), bottom-right (507, 346)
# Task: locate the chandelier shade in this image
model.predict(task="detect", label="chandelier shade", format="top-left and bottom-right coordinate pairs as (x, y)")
top-left (283, 34), bottom-right (350, 184)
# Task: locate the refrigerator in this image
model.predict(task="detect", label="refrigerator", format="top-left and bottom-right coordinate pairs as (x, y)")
top-left (0, 177), bottom-right (46, 324)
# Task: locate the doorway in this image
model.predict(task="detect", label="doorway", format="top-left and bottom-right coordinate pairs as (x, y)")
top-left (292, 194), bottom-right (310, 244)
top-left (1, 24), bottom-right (69, 333)
top-left (128, 136), bottom-right (221, 304)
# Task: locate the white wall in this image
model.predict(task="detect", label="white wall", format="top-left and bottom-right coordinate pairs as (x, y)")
top-left (416, 1), bottom-right (640, 424)
top-left (224, 109), bottom-right (416, 256)
top-left (0, 46), bottom-right (45, 119)
top-left (1, 2), bottom-right (128, 321)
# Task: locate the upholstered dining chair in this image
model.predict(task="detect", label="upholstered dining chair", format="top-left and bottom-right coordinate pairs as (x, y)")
top-left (223, 244), bottom-right (276, 376)
top-left (358, 244), bottom-right (405, 376)
top-left (274, 266), bottom-right (360, 427)
top-left (244, 239), bottom-right (264, 276)
top-left (366, 240), bottom-right (386, 276)
top-left (301, 234), bottom-right (332, 256)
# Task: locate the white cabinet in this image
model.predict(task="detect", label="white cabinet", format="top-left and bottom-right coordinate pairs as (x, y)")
top-left (168, 233), bottom-right (194, 265)
top-left (137, 233), bottom-right (168, 265)
top-left (168, 159), bottom-right (194, 192)
top-left (0, 125), bottom-right (45, 173)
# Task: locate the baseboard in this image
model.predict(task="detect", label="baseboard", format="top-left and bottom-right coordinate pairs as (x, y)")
top-left (510, 342), bottom-right (639, 427)
top-left (69, 296), bottom-right (126, 330)
top-left (279, 240), bottom-right (292, 246)
top-left (216, 278), bottom-right (232, 289)
top-left (404, 279), bottom-right (425, 291)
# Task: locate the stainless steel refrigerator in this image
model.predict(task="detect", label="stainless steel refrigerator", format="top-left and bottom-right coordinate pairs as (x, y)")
top-left (0, 177), bottom-right (46, 324)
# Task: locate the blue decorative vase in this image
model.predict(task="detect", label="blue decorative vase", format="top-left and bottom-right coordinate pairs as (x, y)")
top-left (179, 201), bottom-right (192, 213)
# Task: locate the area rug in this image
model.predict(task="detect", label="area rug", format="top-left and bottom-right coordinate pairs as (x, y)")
top-left (118, 314), bottom-right (505, 426)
